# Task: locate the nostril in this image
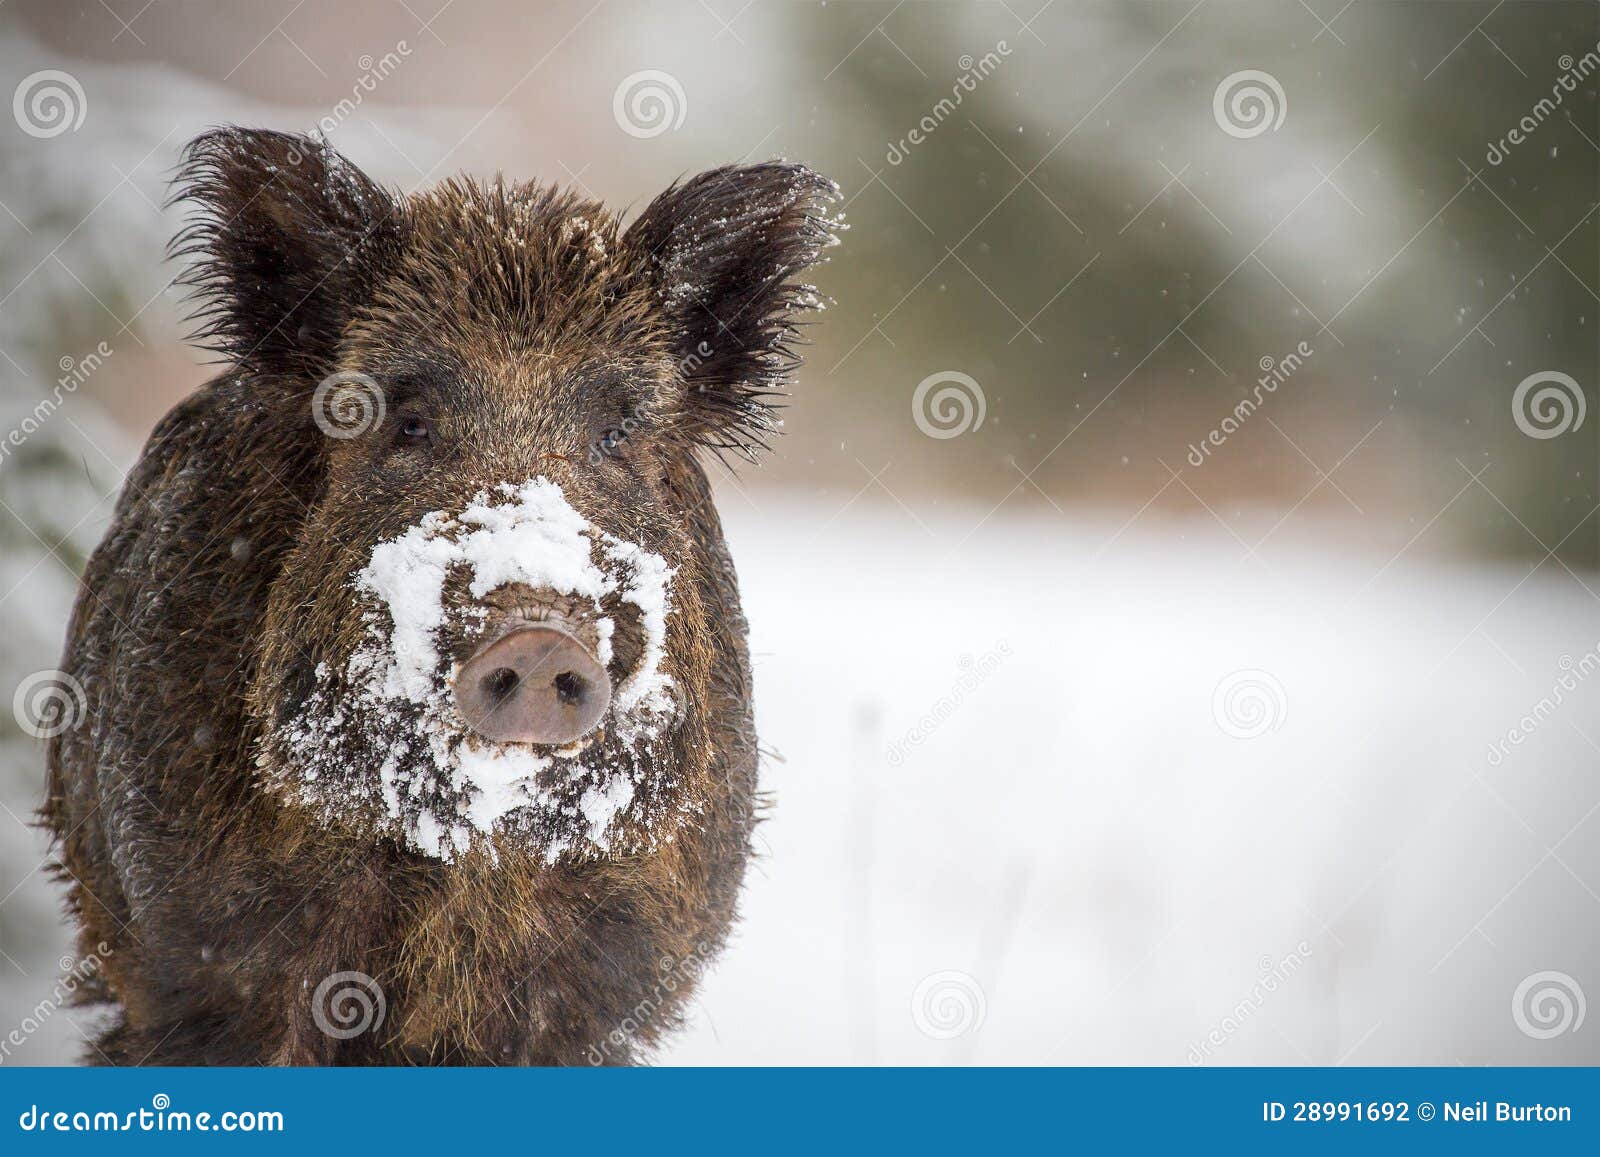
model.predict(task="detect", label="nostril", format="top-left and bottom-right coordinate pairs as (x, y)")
top-left (484, 667), bottom-right (521, 701)
top-left (552, 671), bottom-right (585, 705)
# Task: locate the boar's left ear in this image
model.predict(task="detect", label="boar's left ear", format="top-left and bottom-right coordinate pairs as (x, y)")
top-left (624, 162), bottom-right (842, 460)
top-left (170, 127), bottom-right (407, 377)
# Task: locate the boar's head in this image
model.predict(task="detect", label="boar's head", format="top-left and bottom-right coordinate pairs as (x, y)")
top-left (172, 128), bottom-right (838, 864)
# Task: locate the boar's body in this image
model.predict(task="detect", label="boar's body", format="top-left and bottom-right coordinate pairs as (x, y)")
top-left (47, 374), bottom-right (752, 1066)
top-left (42, 130), bottom-right (837, 1065)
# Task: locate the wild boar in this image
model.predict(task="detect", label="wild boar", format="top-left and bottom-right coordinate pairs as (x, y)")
top-left (41, 127), bottom-right (839, 1064)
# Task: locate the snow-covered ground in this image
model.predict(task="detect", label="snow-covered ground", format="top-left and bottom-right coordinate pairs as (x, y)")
top-left (3, 493), bottom-right (1597, 1066)
top-left (663, 496), bottom-right (1600, 1066)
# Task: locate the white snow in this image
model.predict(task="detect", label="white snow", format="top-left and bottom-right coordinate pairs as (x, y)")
top-left (580, 777), bottom-right (638, 843)
top-left (356, 477), bottom-right (613, 705)
top-left (601, 536), bottom-right (676, 720)
top-left (661, 496), bottom-right (1600, 1066)
top-left (291, 476), bottom-right (678, 861)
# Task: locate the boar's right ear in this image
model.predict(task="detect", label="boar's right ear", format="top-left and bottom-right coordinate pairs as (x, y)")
top-left (170, 127), bottom-right (406, 377)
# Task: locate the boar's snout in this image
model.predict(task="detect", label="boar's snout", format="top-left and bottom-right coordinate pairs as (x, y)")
top-left (454, 623), bottom-right (612, 746)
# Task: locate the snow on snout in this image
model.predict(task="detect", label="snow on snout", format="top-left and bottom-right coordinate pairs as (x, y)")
top-left (331, 476), bottom-right (677, 859)
top-left (356, 477), bottom-right (674, 720)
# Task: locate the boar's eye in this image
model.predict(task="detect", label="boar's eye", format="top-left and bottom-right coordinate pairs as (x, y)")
top-left (596, 426), bottom-right (627, 460)
top-left (397, 414), bottom-right (432, 446)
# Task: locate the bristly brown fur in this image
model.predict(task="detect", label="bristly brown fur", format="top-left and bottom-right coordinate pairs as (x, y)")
top-left (43, 127), bottom-right (840, 1066)
top-left (168, 130), bottom-right (411, 377)
top-left (627, 163), bottom-right (842, 461)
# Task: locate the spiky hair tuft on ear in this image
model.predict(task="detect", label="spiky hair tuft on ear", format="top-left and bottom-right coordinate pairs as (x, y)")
top-left (625, 162), bottom-right (843, 462)
top-left (168, 127), bottom-right (408, 376)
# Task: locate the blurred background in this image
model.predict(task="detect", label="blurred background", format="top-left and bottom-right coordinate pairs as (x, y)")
top-left (0, 0), bottom-right (1596, 1065)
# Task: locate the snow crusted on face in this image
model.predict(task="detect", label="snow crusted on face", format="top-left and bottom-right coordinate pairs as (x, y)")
top-left (357, 477), bottom-right (608, 703)
top-left (331, 476), bottom-right (676, 860)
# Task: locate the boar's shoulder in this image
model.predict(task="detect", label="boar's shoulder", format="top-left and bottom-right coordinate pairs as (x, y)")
top-left (47, 373), bottom-right (320, 914)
